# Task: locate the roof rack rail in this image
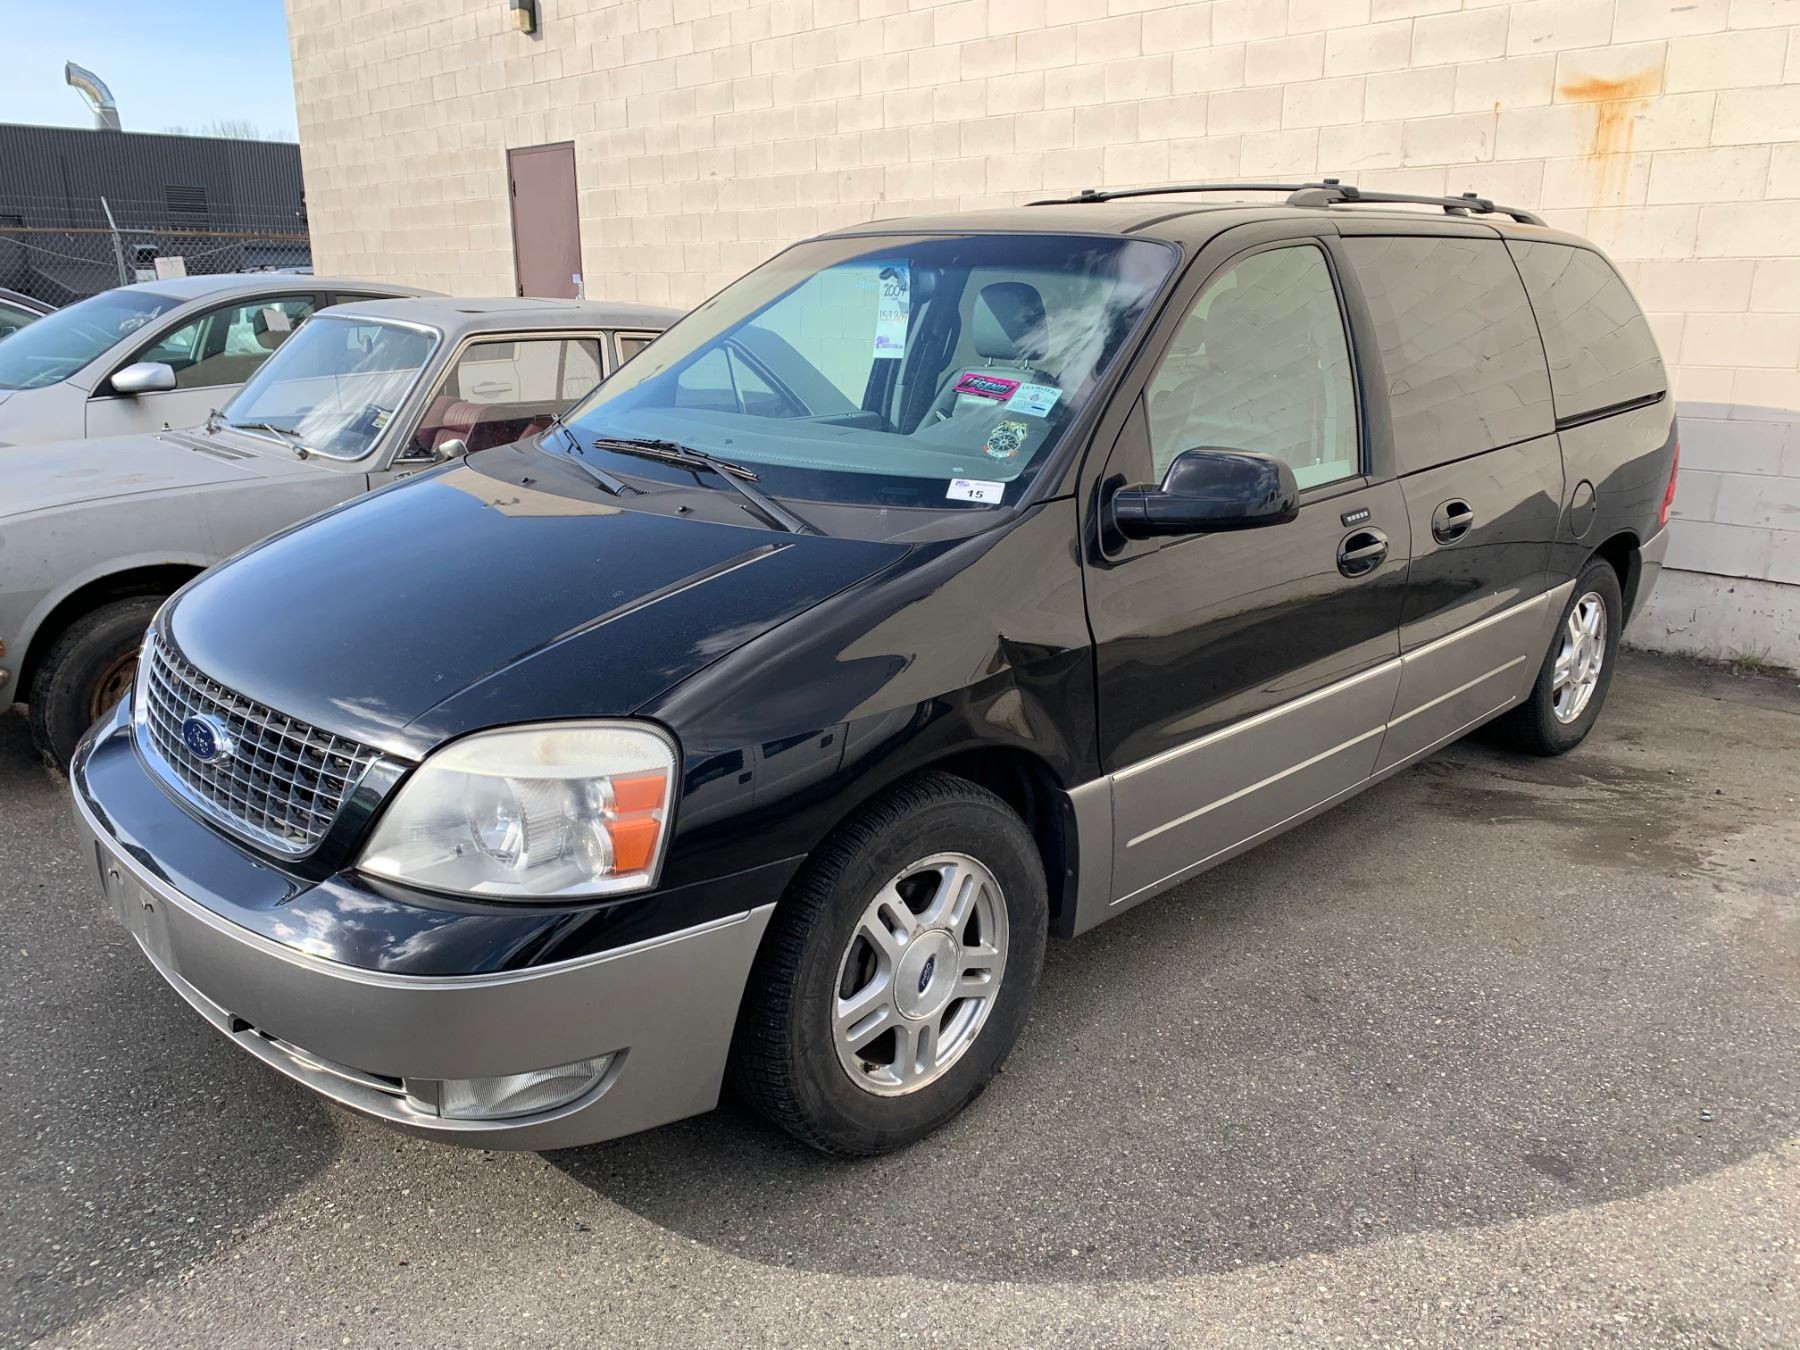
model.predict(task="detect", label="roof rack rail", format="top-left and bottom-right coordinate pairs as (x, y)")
top-left (1028, 178), bottom-right (1547, 227)
top-left (1027, 183), bottom-right (1315, 206)
top-left (1286, 179), bottom-right (1546, 226)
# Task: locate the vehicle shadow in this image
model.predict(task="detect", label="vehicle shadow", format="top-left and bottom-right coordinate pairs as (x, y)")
top-left (549, 665), bottom-right (1800, 1284)
top-left (0, 714), bottom-right (341, 1347)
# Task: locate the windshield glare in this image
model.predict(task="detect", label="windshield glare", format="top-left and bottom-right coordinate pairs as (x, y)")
top-left (566, 233), bottom-right (1177, 510)
top-left (0, 289), bottom-right (184, 391)
top-left (223, 315), bottom-right (437, 460)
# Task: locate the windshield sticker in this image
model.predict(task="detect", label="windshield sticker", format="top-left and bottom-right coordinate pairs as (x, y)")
top-left (953, 372), bottom-right (1020, 402)
top-left (873, 263), bottom-right (910, 360)
top-left (982, 420), bottom-right (1030, 461)
top-left (948, 477), bottom-right (1004, 504)
top-left (1006, 382), bottom-right (1060, 418)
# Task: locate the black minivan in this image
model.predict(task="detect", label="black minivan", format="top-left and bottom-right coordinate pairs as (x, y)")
top-left (73, 183), bottom-right (1677, 1156)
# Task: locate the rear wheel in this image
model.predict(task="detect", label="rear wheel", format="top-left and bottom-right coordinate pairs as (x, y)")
top-left (1491, 558), bottom-right (1622, 756)
top-left (26, 596), bottom-right (163, 770)
top-left (732, 772), bottom-right (1048, 1156)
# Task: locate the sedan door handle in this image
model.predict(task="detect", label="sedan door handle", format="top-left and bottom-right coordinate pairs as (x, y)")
top-left (1431, 499), bottom-right (1475, 544)
top-left (1337, 527), bottom-right (1389, 578)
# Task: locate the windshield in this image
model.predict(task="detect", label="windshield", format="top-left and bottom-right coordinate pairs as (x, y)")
top-left (221, 315), bottom-right (438, 460)
top-left (565, 233), bottom-right (1177, 510)
top-left (0, 289), bottom-right (184, 391)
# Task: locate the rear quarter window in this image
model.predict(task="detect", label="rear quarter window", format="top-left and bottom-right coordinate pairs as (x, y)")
top-left (1344, 236), bottom-right (1553, 475)
top-left (1507, 241), bottom-right (1666, 419)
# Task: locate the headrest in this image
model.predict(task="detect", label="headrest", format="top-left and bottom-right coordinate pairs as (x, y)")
top-left (252, 306), bottom-right (295, 351)
top-left (973, 282), bottom-right (1049, 362)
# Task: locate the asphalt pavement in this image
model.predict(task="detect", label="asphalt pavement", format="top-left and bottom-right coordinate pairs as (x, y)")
top-left (2, 651), bottom-right (1795, 1348)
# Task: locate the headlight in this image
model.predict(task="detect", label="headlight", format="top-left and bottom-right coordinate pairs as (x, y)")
top-left (359, 722), bottom-right (677, 900)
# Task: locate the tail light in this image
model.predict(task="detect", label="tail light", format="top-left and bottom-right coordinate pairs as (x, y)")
top-left (1659, 440), bottom-right (1679, 528)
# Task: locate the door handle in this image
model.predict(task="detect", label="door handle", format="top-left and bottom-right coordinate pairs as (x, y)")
top-left (1337, 527), bottom-right (1389, 578)
top-left (1431, 499), bottom-right (1475, 544)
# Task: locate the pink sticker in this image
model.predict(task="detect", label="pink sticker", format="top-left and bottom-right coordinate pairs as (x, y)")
top-left (953, 372), bottom-right (1021, 402)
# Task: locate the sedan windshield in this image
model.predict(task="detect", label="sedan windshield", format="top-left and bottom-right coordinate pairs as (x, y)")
top-left (0, 289), bottom-right (184, 391)
top-left (222, 315), bottom-right (437, 460)
top-left (565, 233), bottom-right (1177, 511)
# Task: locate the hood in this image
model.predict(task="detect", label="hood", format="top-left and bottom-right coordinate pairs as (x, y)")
top-left (166, 447), bottom-right (909, 759)
top-left (0, 429), bottom-right (277, 518)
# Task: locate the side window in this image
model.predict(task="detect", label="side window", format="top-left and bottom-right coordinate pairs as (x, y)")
top-left (675, 344), bottom-right (803, 418)
top-left (616, 333), bottom-right (657, 364)
top-left (135, 295), bottom-right (316, 390)
top-left (1343, 237), bottom-right (1552, 475)
top-left (1507, 241), bottom-right (1666, 418)
top-left (0, 301), bottom-right (38, 339)
top-left (1145, 245), bottom-right (1359, 490)
top-left (413, 336), bottom-right (601, 457)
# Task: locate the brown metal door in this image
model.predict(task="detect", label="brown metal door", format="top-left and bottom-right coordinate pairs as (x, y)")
top-left (507, 142), bottom-right (582, 298)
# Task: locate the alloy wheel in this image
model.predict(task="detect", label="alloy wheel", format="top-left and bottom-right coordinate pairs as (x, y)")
top-left (1551, 590), bottom-right (1607, 724)
top-left (831, 852), bottom-right (1009, 1096)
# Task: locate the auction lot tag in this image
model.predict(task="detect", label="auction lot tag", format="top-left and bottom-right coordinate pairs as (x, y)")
top-left (953, 371), bottom-right (1020, 402)
top-left (1006, 382), bottom-right (1060, 417)
top-left (873, 263), bottom-right (910, 359)
top-left (947, 478), bottom-right (1004, 504)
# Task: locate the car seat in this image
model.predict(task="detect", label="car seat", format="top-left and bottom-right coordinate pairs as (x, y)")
top-left (923, 282), bottom-right (1056, 422)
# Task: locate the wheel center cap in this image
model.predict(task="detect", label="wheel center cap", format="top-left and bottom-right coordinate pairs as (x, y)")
top-left (894, 929), bottom-right (958, 1021)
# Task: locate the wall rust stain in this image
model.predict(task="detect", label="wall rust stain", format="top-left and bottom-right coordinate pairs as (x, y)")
top-left (1556, 69), bottom-right (1662, 207)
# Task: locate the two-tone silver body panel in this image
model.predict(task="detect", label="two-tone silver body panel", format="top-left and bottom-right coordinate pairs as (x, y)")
top-left (72, 772), bottom-right (773, 1151)
top-left (1063, 579), bottom-right (1574, 935)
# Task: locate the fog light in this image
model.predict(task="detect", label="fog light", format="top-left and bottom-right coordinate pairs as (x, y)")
top-left (437, 1054), bottom-right (613, 1121)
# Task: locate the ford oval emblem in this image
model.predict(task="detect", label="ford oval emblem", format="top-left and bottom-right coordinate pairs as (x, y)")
top-left (917, 955), bottom-right (936, 994)
top-left (180, 714), bottom-right (232, 764)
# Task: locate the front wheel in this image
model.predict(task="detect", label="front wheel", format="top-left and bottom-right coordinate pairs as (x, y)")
top-left (26, 596), bottom-right (164, 770)
top-left (732, 772), bottom-right (1048, 1156)
top-left (1491, 559), bottom-right (1623, 756)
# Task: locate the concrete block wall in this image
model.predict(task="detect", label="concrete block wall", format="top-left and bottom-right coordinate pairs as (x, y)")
top-left (285, 0), bottom-right (1800, 665)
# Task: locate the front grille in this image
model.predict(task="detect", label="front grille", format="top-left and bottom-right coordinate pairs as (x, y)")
top-left (138, 635), bottom-right (378, 853)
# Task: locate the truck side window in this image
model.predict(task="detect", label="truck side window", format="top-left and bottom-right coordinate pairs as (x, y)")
top-left (1144, 244), bottom-right (1359, 490)
top-left (1507, 241), bottom-right (1666, 419)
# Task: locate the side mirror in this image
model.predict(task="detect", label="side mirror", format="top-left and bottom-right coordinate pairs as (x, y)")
top-left (1110, 447), bottom-right (1300, 540)
top-left (110, 362), bottom-right (178, 395)
top-left (433, 437), bottom-right (467, 462)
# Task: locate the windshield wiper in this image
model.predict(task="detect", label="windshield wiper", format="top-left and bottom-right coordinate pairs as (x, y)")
top-left (229, 420), bottom-right (310, 459)
top-left (557, 428), bottom-right (639, 497)
top-left (592, 436), bottom-right (817, 535)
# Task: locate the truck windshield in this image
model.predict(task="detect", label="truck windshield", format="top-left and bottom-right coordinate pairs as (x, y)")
top-left (0, 289), bottom-right (184, 391)
top-left (565, 233), bottom-right (1177, 510)
top-left (222, 315), bottom-right (438, 460)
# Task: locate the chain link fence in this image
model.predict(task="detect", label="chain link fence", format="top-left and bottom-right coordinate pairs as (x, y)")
top-left (0, 195), bottom-right (312, 307)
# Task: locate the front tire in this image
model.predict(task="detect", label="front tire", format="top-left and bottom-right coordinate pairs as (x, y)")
top-left (732, 771), bottom-right (1048, 1156)
top-left (26, 596), bottom-right (163, 770)
top-left (1491, 559), bottom-right (1623, 756)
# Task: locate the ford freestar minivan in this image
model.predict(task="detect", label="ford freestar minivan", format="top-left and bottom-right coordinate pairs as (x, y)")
top-left (72, 183), bottom-right (1677, 1156)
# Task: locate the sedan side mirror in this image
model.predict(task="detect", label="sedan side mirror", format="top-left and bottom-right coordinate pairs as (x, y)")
top-left (1110, 447), bottom-right (1300, 540)
top-left (110, 361), bottom-right (178, 396)
top-left (433, 437), bottom-right (468, 462)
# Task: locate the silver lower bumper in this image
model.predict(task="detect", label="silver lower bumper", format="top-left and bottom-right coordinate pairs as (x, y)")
top-left (73, 788), bottom-right (772, 1150)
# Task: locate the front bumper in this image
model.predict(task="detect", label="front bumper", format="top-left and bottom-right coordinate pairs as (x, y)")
top-left (71, 729), bottom-right (774, 1150)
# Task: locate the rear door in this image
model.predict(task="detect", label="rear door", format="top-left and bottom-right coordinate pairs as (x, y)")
top-left (1084, 221), bottom-right (1412, 918)
top-left (1337, 226), bottom-right (1562, 769)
